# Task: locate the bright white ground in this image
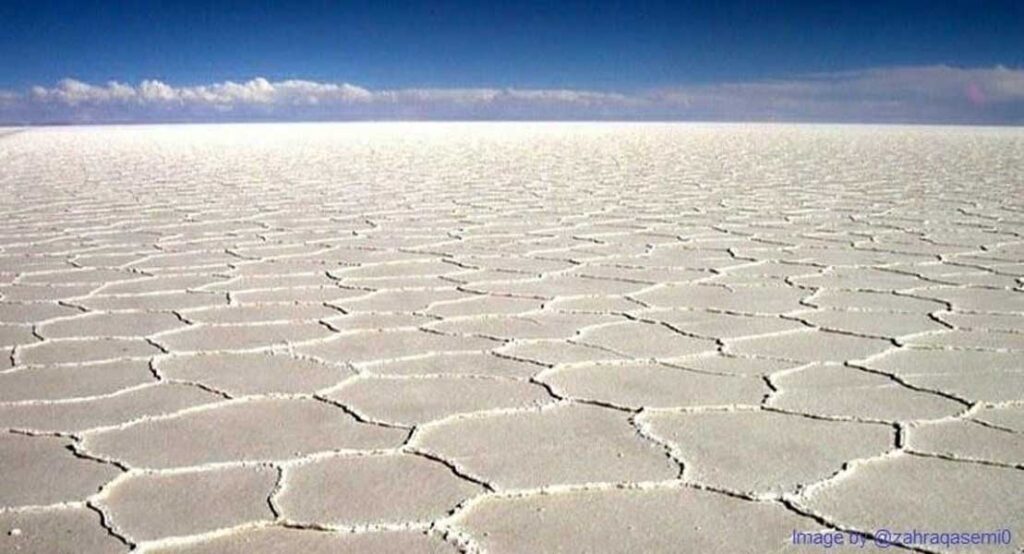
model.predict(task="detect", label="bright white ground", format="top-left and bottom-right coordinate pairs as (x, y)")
top-left (0, 123), bottom-right (1022, 553)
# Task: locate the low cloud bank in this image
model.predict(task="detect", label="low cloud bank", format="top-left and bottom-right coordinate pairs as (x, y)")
top-left (2, 65), bottom-right (1023, 124)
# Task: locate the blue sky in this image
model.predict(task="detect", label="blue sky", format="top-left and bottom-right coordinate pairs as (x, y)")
top-left (2, 0), bottom-right (1023, 123)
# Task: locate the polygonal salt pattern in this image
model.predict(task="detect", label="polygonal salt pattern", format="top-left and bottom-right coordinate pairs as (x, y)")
top-left (1, 123), bottom-right (1022, 550)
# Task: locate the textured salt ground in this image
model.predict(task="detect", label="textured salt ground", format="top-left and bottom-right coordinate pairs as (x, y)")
top-left (0, 122), bottom-right (1022, 553)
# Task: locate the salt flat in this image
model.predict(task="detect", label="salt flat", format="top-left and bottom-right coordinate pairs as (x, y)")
top-left (0, 122), bottom-right (1022, 553)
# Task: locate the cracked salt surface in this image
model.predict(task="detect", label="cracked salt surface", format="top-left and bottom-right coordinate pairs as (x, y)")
top-left (0, 122), bottom-right (1022, 552)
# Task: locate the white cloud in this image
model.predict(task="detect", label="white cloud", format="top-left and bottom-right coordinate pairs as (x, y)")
top-left (26, 77), bottom-right (374, 107)
top-left (3, 65), bottom-right (1023, 124)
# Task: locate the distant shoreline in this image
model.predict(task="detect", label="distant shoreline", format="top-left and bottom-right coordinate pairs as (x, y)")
top-left (3, 120), bottom-right (1023, 129)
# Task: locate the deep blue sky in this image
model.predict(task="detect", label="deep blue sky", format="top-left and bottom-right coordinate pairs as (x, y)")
top-left (2, 0), bottom-right (1023, 90)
